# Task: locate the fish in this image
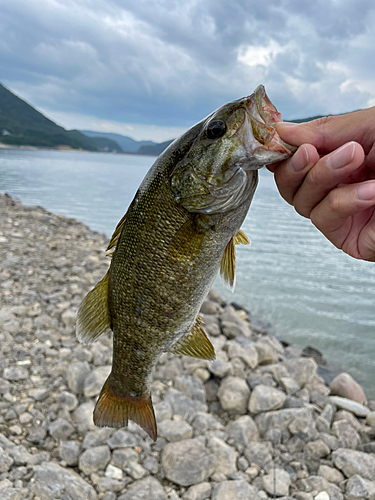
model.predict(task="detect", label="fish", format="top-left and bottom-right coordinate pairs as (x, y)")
top-left (76, 84), bottom-right (296, 441)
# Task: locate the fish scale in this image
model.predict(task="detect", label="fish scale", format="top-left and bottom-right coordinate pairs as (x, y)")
top-left (76, 84), bottom-right (296, 440)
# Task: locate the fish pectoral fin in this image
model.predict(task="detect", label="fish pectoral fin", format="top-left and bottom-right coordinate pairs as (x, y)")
top-left (76, 271), bottom-right (111, 345)
top-left (94, 376), bottom-right (157, 441)
top-left (220, 237), bottom-right (236, 290)
top-left (106, 210), bottom-right (128, 255)
top-left (234, 229), bottom-right (251, 245)
top-left (170, 216), bottom-right (206, 260)
top-left (171, 318), bottom-right (216, 361)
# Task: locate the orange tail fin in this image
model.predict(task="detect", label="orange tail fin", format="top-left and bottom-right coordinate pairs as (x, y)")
top-left (93, 377), bottom-right (157, 441)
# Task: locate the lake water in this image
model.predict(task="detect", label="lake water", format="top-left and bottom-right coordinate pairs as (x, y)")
top-left (1, 148), bottom-right (374, 398)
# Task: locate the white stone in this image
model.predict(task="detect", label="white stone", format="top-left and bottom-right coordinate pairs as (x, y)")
top-left (105, 464), bottom-right (123, 480)
top-left (329, 396), bottom-right (370, 417)
top-left (314, 492), bottom-right (330, 500)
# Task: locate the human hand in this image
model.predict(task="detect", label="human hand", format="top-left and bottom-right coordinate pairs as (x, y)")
top-left (268, 108), bottom-right (375, 261)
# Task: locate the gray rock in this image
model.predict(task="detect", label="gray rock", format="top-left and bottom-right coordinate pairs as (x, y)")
top-left (220, 305), bottom-right (252, 338)
top-left (59, 391), bottom-right (79, 411)
top-left (7, 445), bottom-right (32, 465)
top-left (61, 307), bottom-right (77, 327)
top-left (329, 372), bottom-right (367, 404)
top-left (60, 440), bottom-right (81, 466)
top-left (49, 418), bottom-right (74, 440)
top-left (288, 417), bottom-right (318, 441)
top-left (0, 488), bottom-right (30, 500)
top-left (366, 411), bottom-right (375, 428)
top-left (244, 441), bottom-right (273, 468)
top-left (212, 480), bottom-right (260, 500)
top-left (161, 438), bottom-right (215, 486)
top-left (207, 436), bottom-right (237, 475)
top-left (345, 474), bottom-right (375, 499)
top-left (200, 299), bottom-right (222, 315)
top-left (226, 340), bottom-right (259, 369)
top-left (158, 419), bottom-right (193, 442)
top-left (318, 464), bottom-right (345, 484)
top-left (304, 439), bottom-right (331, 458)
top-left (279, 376), bottom-right (301, 395)
top-left (2, 367), bottom-right (29, 381)
top-left (209, 358), bottom-right (233, 378)
top-left (255, 407), bottom-right (314, 437)
top-left (183, 482), bottom-right (212, 500)
top-left (67, 361), bottom-right (91, 394)
top-left (332, 448), bottom-right (375, 481)
top-left (284, 358), bottom-right (317, 387)
top-left (83, 365), bottom-right (111, 398)
top-left (118, 476), bottom-right (166, 500)
top-left (316, 403), bottom-right (335, 433)
top-left (0, 446), bottom-right (14, 472)
top-left (112, 448), bottom-right (139, 469)
top-left (31, 461), bottom-right (97, 500)
top-left (26, 426), bottom-right (47, 443)
top-left (263, 468), bottom-right (291, 497)
top-left (125, 460), bottom-right (148, 479)
top-left (331, 420), bottom-right (360, 449)
top-left (254, 341), bottom-right (279, 365)
top-left (164, 388), bottom-right (207, 419)
top-left (217, 377), bottom-right (250, 415)
top-left (72, 401), bottom-right (96, 432)
top-left (175, 375), bottom-right (206, 402)
top-left (192, 412), bottom-right (223, 433)
top-left (248, 385), bottom-right (286, 414)
top-left (226, 415), bottom-right (260, 448)
top-left (82, 427), bottom-right (114, 449)
top-left (78, 445), bottom-right (111, 475)
top-left (329, 396), bottom-right (370, 417)
top-left (28, 387), bottom-right (48, 401)
top-left (108, 429), bottom-right (138, 449)
top-left (154, 401), bottom-right (173, 423)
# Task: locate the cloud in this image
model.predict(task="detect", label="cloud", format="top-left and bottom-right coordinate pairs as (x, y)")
top-left (1, 0), bottom-right (375, 139)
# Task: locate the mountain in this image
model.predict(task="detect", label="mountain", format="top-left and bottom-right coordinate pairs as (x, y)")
top-left (137, 139), bottom-right (174, 156)
top-left (81, 130), bottom-right (156, 153)
top-left (0, 84), bottom-right (122, 152)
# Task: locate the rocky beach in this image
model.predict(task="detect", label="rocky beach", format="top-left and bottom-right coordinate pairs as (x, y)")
top-left (1, 192), bottom-right (375, 500)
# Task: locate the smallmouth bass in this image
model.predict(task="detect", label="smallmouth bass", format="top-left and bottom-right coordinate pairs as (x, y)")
top-left (76, 85), bottom-right (296, 440)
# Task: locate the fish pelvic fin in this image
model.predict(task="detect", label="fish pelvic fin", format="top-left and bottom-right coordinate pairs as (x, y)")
top-left (171, 317), bottom-right (216, 361)
top-left (94, 376), bottom-right (157, 441)
top-left (220, 237), bottom-right (236, 290)
top-left (234, 229), bottom-right (251, 245)
top-left (76, 272), bottom-right (111, 345)
top-left (106, 210), bottom-right (128, 256)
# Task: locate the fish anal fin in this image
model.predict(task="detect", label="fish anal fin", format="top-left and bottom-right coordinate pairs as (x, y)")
top-left (106, 211), bottom-right (128, 255)
top-left (220, 237), bottom-right (236, 290)
top-left (76, 272), bottom-right (111, 345)
top-left (94, 377), bottom-right (157, 441)
top-left (234, 229), bottom-right (251, 245)
top-left (171, 318), bottom-right (216, 361)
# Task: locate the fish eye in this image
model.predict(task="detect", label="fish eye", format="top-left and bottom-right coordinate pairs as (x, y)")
top-left (206, 120), bottom-right (227, 140)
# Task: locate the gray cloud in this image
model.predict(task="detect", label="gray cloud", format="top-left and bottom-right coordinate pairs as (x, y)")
top-left (1, 0), bottom-right (374, 139)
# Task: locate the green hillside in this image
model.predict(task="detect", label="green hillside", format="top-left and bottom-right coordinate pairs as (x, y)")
top-left (0, 84), bottom-right (120, 152)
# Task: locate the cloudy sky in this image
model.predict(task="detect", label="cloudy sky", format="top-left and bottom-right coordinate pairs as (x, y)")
top-left (1, 0), bottom-right (375, 141)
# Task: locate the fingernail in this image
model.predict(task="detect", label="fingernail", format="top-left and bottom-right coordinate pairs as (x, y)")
top-left (288, 145), bottom-right (309, 172)
top-left (326, 142), bottom-right (355, 169)
top-left (276, 121), bottom-right (298, 128)
top-left (356, 182), bottom-right (375, 200)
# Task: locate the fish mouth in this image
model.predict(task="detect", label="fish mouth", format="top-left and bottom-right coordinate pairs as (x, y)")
top-left (241, 85), bottom-right (297, 169)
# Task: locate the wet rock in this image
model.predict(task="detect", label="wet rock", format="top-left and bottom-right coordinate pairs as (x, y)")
top-left (118, 476), bottom-right (166, 500)
top-left (31, 461), bottom-right (97, 500)
top-left (211, 480), bottom-right (260, 500)
top-left (332, 448), bottom-right (375, 480)
top-left (158, 419), bottom-right (193, 442)
top-left (161, 438), bottom-right (215, 486)
top-left (217, 377), bottom-right (250, 414)
top-left (248, 385), bottom-right (286, 414)
top-left (78, 445), bottom-right (111, 474)
top-left (329, 372), bottom-right (367, 404)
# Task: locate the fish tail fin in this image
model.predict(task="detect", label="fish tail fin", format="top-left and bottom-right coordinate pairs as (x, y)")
top-left (93, 376), bottom-right (157, 441)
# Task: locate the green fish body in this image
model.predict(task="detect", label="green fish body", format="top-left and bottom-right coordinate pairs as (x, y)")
top-left (76, 85), bottom-right (295, 440)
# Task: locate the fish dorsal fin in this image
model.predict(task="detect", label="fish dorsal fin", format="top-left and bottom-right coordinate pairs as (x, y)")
top-left (220, 230), bottom-right (250, 290)
top-left (171, 317), bottom-right (216, 360)
top-left (234, 229), bottom-right (251, 245)
top-left (106, 211), bottom-right (128, 255)
top-left (220, 237), bottom-right (236, 290)
top-left (76, 272), bottom-right (111, 345)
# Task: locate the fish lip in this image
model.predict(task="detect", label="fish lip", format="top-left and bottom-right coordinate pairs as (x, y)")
top-left (243, 85), bottom-right (297, 157)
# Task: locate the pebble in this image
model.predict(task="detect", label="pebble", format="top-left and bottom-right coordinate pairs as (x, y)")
top-left (1, 194), bottom-right (374, 500)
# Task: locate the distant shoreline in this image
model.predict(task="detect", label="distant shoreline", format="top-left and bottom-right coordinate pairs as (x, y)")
top-left (0, 142), bottom-right (158, 156)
